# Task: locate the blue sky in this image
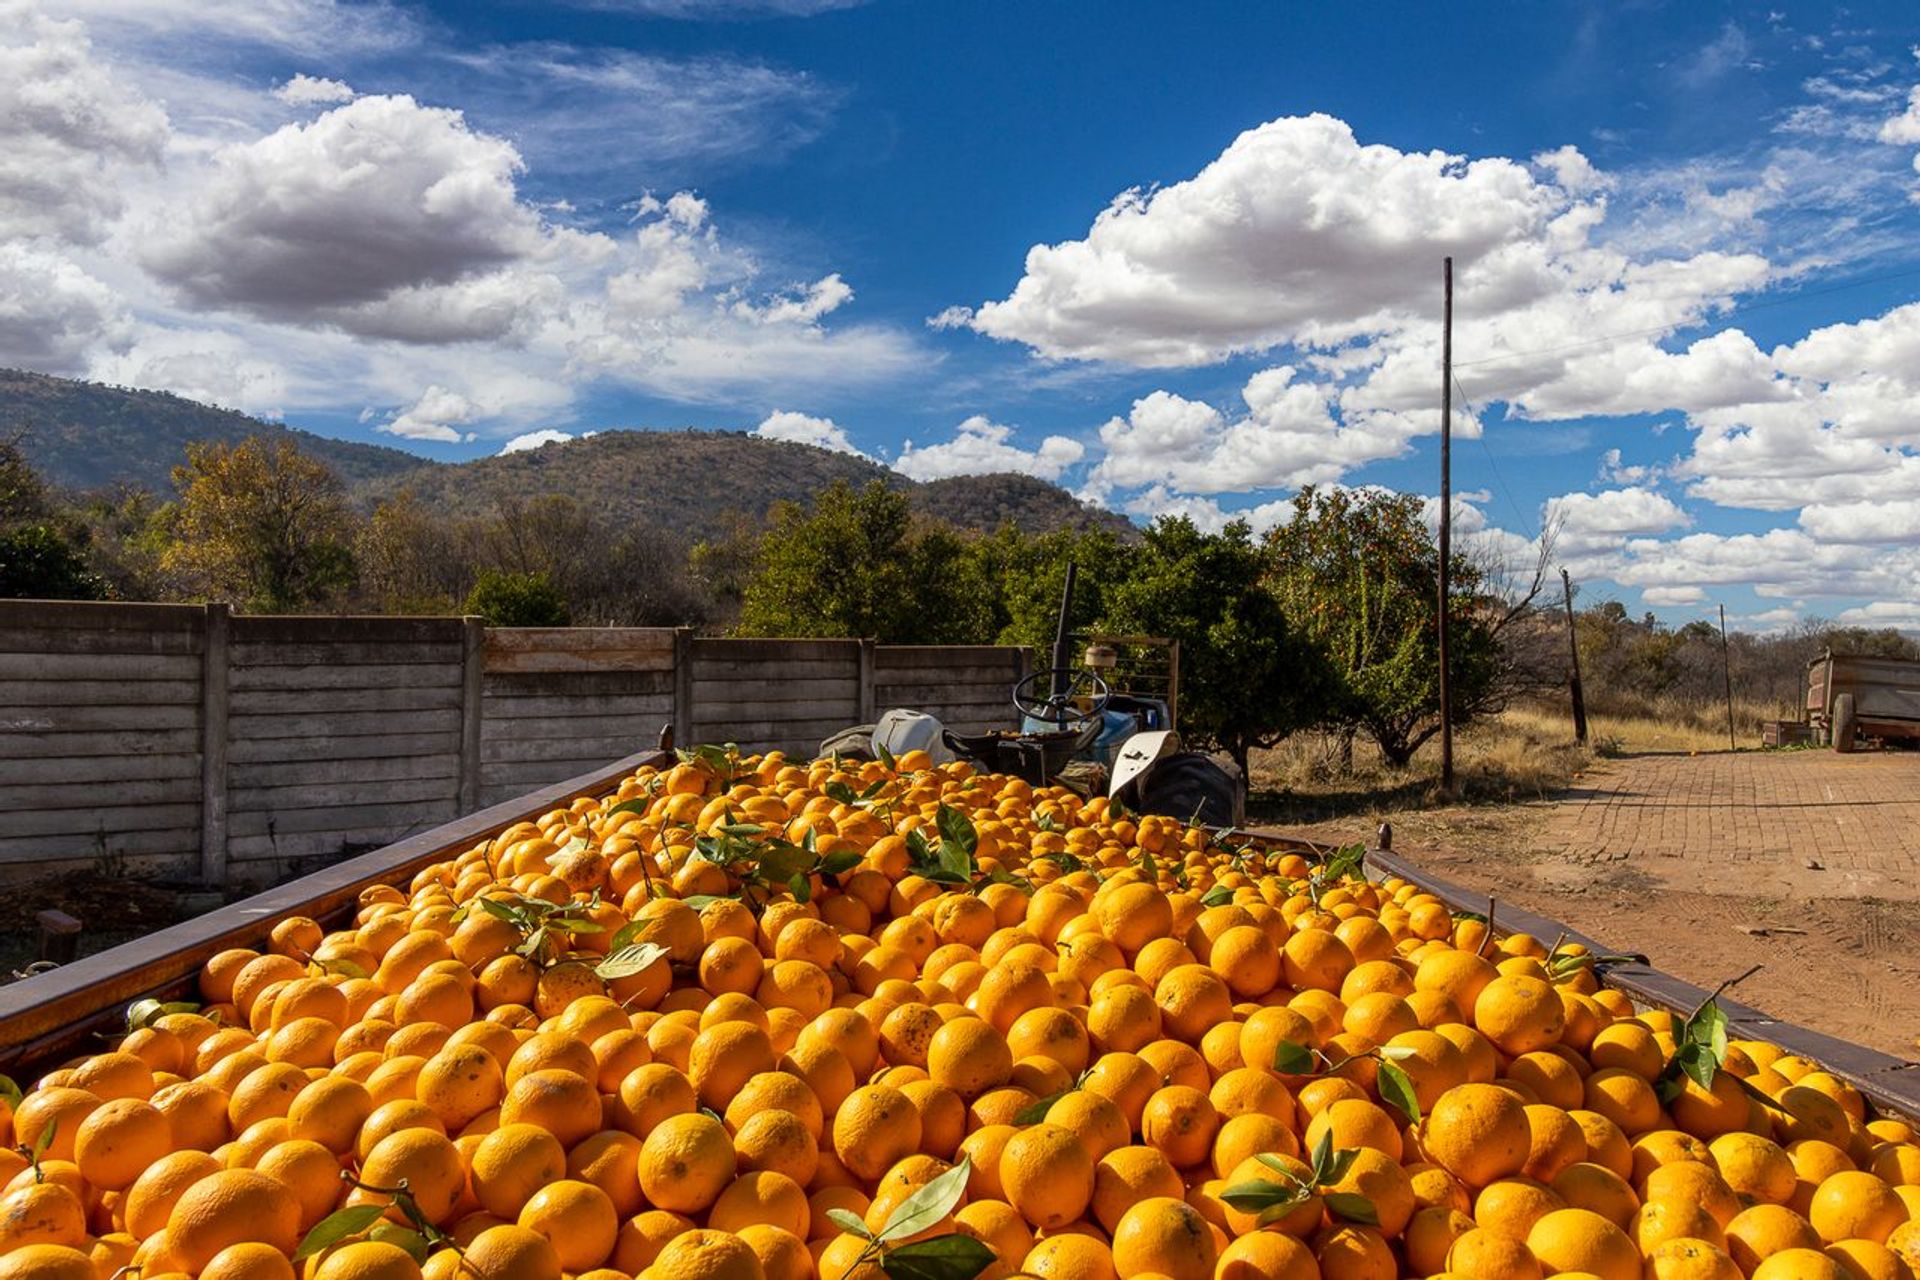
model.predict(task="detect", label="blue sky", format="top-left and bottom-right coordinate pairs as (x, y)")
top-left (9, 1), bottom-right (1920, 629)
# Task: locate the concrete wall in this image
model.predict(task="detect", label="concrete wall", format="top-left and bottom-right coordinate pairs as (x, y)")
top-left (0, 601), bottom-right (1026, 884)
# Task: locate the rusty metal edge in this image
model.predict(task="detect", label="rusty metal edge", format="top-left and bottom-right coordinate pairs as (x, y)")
top-left (0, 744), bottom-right (674, 1075)
top-left (1363, 846), bottom-right (1920, 1125)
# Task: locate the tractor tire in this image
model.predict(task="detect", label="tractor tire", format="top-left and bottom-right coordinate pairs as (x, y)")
top-left (1132, 752), bottom-right (1243, 827)
top-left (1832, 693), bottom-right (1858, 754)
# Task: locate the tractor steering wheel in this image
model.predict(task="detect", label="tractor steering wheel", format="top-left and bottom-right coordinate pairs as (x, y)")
top-left (1013, 667), bottom-right (1111, 728)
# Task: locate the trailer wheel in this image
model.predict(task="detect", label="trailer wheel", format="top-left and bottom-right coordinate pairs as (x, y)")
top-left (1832, 693), bottom-right (1857, 753)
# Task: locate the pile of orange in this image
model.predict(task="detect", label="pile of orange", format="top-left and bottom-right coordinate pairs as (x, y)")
top-left (0, 748), bottom-right (1916, 1280)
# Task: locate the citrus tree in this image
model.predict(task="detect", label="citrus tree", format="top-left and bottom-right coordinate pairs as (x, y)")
top-left (1101, 516), bottom-right (1333, 778)
top-left (1265, 486), bottom-right (1505, 766)
top-left (736, 481), bottom-right (991, 643)
top-left (962, 523), bottom-right (1132, 652)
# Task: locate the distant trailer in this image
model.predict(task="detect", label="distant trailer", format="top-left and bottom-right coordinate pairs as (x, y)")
top-left (1805, 650), bottom-right (1920, 752)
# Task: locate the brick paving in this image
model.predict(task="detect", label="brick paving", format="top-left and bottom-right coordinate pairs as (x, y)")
top-left (1543, 750), bottom-right (1920, 900)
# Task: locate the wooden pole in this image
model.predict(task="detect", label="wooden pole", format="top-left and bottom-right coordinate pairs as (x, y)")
top-left (1719, 604), bottom-right (1737, 751)
top-left (1439, 257), bottom-right (1455, 793)
top-left (1561, 569), bottom-right (1588, 744)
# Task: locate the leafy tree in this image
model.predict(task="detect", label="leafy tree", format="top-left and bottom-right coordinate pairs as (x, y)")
top-left (688, 512), bottom-right (769, 628)
top-left (1820, 626), bottom-right (1920, 661)
top-left (736, 481), bottom-right (992, 643)
top-left (166, 436), bottom-right (357, 612)
top-left (357, 489), bottom-right (462, 615)
top-left (0, 433), bottom-right (52, 525)
top-left (469, 494), bottom-right (706, 627)
top-left (464, 569), bottom-right (571, 626)
top-left (1266, 486), bottom-right (1506, 766)
top-left (0, 433), bottom-right (108, 600)
top-left (964, 524), bottom-right (1133, 653)
top-left (0, 525), bottom-right (108, 600)
top-left (1101, 516), bottom-right (1332, 777)
top-left (65, 485), bottom-right (180, 602)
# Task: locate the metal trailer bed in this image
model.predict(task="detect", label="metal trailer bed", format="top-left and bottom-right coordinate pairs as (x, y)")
top-left (0, 744), bottom-right (1915, 1125)
top-left (0, 739), bottom-right (673, 1077)
top-left (1806, 650), bottom-right (1920, 752)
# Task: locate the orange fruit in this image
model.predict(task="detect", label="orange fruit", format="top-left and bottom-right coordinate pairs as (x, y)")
top-left (0, 1182), bottom-right (86, 1252)
top-left (640, 1113), bottom-right (737, 1215)
top-left (126, 1150), bottom-right (223, 1239)
top-left (461, 1223), bottom-right (563, 1280)
top-left (1110, 1196), bottom-right (1218, 1280)
top-left (0, 1245), bottom-right (95, 1280)
top-left (831, 1085), bottom-right (923, 1182)
top-left (651, 1228), bottom-right (766, 1280)
top-left (470, 1123), bottom-right (568, 1219)
top-left (1000, 1123), bottom-right (1096, 1230)
top-left (164, 1169), bottom-right (302, 1272)
top-left (73, 1096), bottom-right (172, 1190)
top-left (200, 1241), bottom-right (300, 1280)
top-left (358, 1128), bottom-right (465, 1226)
top-left (927, 1017), bottom-right (1014, 1099)
top-left (312, 1241), bottom-right (423, 1280)
top-left (1525, 1206), bottom-right (1641, 1280)
top-left (519, 1179), bottom-right (619, 1272)
top-left (1418, 1083), bottom-right (1532, 1188)
top-left (1473, 976), bottom-right (1566, 1057)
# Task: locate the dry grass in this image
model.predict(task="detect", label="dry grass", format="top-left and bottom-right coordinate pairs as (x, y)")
top-left (1503, 703), bottom-right (1745, 756)
top-left (1245, 701), bottom-right (1749, 827)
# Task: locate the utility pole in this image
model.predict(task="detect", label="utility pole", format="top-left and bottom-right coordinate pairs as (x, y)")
top-left (1718, 603), bottom-right (1737, 751)
top-left (1561, 568), bottom-right (1588, 743)
top-left (1438, 256), bottom-right (1455, 794)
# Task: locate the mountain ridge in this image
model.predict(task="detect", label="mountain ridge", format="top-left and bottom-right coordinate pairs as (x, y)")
top-left (2, 368), bottom-right (1133, 542)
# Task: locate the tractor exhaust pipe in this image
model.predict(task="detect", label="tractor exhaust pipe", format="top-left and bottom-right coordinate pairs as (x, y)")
top-left (1050, 562), bottom-right (1078, 704)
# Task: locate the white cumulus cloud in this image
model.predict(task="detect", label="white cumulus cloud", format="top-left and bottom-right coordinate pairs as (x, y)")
top-left (894, 416), bottom-right (1084, 483)
top-left (386, 385), bottom-right (481, 443)
top-left (753, 410), bottom-right (866, 456)
top-left (273, 73), bottom-right (354, 105)
top-left (1641, 586), bottom-right (1707, 606)
top-left (1085, 368), bottom-right (1442, 499)
top-left (1549, 488), bottom-right (1693, 558)
top-left (0, 3), bottom-right (168, 246)
top-left (1878, 85), bottom-right (1920, 145)
top-left (499, 429), bottom-right (575, 454)
top-left (139, 94), bottom-right (547, 333)
top-left (0, 9), bottom-right (926, 431)
top-left (967, 114), bottom-right (1571, 367)
top-left (0, 244), bottom-right (128, 374)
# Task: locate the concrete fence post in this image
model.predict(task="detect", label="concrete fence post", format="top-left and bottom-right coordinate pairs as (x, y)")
top-left (199, 602), bottom-right (230, 887)
top-left (673, 628), bottom-right (695, 751)
top-left (458, 617), bottom-right (485, 812)
top-left (858, 639), bottom-right (876, 724)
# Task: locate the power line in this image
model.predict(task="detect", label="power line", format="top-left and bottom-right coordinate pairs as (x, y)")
top-left (1450, 260), bottom-right (1920, 372)
top-left (1450, 372), bottom-right (1540, 544)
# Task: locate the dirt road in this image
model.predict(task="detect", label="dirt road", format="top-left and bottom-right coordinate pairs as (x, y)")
top-left (1278, 750), bottom-right (1920, 1057)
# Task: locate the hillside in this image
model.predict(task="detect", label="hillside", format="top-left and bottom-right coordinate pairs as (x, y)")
top-left (914, 473), bottom-right (1133, 538)
top-left (360, 430), bottom-right (1134, 542)
top-left (358, 429), bottom-right (887, 537)
top-left (0, 369), bottom-right (422, 491)
top-left (3, 370), bottom-right (1133, 542)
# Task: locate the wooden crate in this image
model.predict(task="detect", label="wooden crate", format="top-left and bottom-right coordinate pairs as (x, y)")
top-left (1763, 720), bottom-right (1813, 748)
